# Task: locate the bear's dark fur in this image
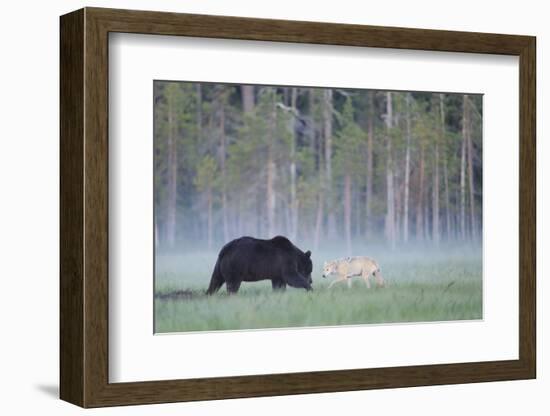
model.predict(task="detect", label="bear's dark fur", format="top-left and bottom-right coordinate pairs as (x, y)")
top-left (206, 236), bottom-right (313, 294)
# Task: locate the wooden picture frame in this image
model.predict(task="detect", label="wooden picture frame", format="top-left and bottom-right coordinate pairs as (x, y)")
top-left (60, 7), bottom-right (536, 408)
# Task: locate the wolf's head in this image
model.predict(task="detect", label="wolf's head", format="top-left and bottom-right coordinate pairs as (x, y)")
top-left (322, 261), bottom-right (337, 278)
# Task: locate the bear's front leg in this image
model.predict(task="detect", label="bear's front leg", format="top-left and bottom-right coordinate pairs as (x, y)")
top-left (272, 279), bottom-right (287, 291)
top-left (284, 273), bottom-right (312, 291)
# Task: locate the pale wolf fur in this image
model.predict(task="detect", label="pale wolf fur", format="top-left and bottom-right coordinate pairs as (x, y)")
top-left (322, 256), bottom-right (385, 289)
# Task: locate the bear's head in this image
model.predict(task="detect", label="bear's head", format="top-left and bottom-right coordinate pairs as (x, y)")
top-left (298, 250), bottom-right (313, 286)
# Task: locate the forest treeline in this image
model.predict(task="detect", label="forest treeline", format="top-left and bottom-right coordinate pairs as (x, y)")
top-left (154, 81), bottom-right (482, 252)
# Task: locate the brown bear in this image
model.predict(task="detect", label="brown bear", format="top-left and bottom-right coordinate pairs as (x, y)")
top-left (206, 236), bottom-right (313, 294)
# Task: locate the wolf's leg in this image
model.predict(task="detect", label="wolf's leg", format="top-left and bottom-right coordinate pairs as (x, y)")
top-left (374, 270), bottom-right (385, 288)
top-left (362, 271), bottom-right (371, 289)
top-left (346, 277), bottom-right (352, 289)
top-left (328, 280), bottom-right (341, 289)
top-left (328, 276), bottom-right (345, 289)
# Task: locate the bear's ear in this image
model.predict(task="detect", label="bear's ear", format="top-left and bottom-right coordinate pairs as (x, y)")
top-left (305, 250), bottom-right (311, 258)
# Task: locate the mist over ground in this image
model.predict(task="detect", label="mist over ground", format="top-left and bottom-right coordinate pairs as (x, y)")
top-left (154, 241), bottom-right (482, 333)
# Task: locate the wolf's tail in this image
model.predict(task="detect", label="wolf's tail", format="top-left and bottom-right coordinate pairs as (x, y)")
top-left (206, 256), bottom-right (224, 295)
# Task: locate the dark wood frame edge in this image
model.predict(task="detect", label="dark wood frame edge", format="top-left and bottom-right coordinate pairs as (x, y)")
top-left (60, 7), bottom-right (536, 408)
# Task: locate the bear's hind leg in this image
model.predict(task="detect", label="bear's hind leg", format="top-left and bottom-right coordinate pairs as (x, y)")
top-left (206, 269), bottom-right (225, 295)
top-left (226, 279), bottom-right (242, 295)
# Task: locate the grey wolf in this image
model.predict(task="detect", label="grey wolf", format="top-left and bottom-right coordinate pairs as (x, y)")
top-left (322, 256), bottom-right (385, 289)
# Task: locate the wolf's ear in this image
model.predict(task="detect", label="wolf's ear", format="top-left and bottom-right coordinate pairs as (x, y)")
top-left (305, 250), bottom-right (311, 258)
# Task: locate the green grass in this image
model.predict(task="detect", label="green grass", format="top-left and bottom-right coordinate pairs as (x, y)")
top-left (154, 245), bottom-right (482, 333)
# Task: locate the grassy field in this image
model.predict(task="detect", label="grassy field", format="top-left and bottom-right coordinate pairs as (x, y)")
top-left (154, 245), bottom-right (482, 333)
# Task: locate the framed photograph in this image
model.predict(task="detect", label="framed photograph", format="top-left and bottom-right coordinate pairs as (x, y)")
top-left (60, 7), bottom-right (536, 408)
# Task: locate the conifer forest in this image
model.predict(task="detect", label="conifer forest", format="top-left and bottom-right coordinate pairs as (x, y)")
top-left (154, 81), bottom-right (482, 252)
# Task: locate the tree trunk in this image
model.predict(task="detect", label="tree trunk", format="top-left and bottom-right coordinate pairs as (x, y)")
top-left (424, 190), bottom-right (430, 241)
top-left (441, 94), bottom-right (451, 240)
top-left (266, 91), bottom-right (276, 237)
top-left (166, 89), bottom-right (177, 248)
top-left (384, 92), bottom-right (396, 248)
top-left (155, 217), bottom-right (159, 248)
top-left (207, 187), bottom-right (213, 250)
top-left (241, 86), bottom-right (257, 237)
top-left (443, 162), bottom-right (452, 239)
top-left (312, 90), bottom-right (324, 250)
top-left (219, 96), bottom-right (229, 242)
top-left (365, 90), bottom-right (374, 239)
top-left (196, 83), bottom-right (202, 141)
top-left (344, 174), bottom-right (352, 255)
top-left (460, 95), bottom-right (467, 240)
top-left (290, 88), bottom-right (298, 240)
top-left (309, 88), bottom-right (316, 154)
top-left (394, 170), bottom-right (402, 243)
top-left (324, 89), bottom-right (336, 237)
top-left (432, 98), bottom-right (440, 246)
top-left (314, 191), bottom-right (323, 251)
top-left (355, 184), bottom-right (361, 240)
top-left (241, 85), bottom-right (255, 113)
top-left (465, 95), bottom-right (477, 240)
top-left (416, 142), bottom-right (425, 241)
top-left (403, 93), bottom-right (412, 243)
